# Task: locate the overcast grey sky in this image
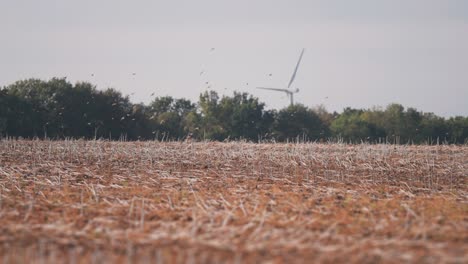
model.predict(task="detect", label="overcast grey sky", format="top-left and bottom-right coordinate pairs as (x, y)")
top-left (1, 0), bottom-right (467, 116)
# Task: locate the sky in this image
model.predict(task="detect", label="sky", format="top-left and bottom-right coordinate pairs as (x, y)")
top-left (1, 0), bottom-right (467, 117)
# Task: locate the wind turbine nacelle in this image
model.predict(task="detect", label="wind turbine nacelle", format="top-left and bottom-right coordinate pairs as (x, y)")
top-left (294, 88), bottom-right (300, 93)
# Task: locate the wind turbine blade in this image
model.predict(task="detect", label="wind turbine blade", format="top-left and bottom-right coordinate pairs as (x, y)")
top-left (287, 48), bottom-right (305, 88)
top-left (256, 87), bottom-right (288, 92)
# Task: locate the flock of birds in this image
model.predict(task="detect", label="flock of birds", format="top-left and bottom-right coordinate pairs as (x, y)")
top-left (57, 48), bottom-right (331, 127)
top-left (86, 48), bottom-right (331, 106)
top-left (31, 48), bottom-right (333, 131)
top-left (199, 48), bottom-right (276, 95)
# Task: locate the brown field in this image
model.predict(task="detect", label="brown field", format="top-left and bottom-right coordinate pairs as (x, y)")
top-left (0, 140), bottom-right (466, 263)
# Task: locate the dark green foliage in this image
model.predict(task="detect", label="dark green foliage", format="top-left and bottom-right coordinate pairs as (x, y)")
top-left (1, 78), bottom-right (467, 143)
top-left (330, 104), bottom-right (468, 144)
top-left (197, 91), bottom-right (274, 141)
top-left (331, 108), bottom-right (375, 142)
top-left (274, 104), bottom-right (326, 141)
top-left (447, 116), bottom-right (468, 144)
top-left (147, 96), bottom-right (197, 140)
top-left (2, 78), bottom-right (134, 139)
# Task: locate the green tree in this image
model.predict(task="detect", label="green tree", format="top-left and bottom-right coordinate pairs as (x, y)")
top-left (274, 104), bottom-right (325, 141)
top-left (220, 92), bottom-right (269, 140)
top-left (446, 116), bottom-right (468, 144)
top-left (198, 91), bottom-right (273, 141)
top-left (0, 89), bottom-right (10, 135)
top-left (198, 91), bottom-right (225, 140)
top-left (383, 103), bottom-right (405, 142)
top-left (330, 108), bottom-right (372, 142)
top-left (148, 96), bottom-right (197, 140)
top-left (419, 113), bottom-right (448, 144)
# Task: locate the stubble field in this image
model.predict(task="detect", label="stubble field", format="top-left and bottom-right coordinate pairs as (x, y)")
top-left (0, 140), bottom-right (466, 263)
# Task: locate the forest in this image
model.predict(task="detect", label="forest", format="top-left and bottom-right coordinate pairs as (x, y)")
top-left (1, 78), bottom-right (467, 144)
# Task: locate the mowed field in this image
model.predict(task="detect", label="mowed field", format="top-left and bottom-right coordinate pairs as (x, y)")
top-left (0, 140), bottom-right (466, 263)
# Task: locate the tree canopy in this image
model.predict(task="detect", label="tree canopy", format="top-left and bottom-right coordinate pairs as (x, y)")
top-left (1, 78), bottom-right (467, 144)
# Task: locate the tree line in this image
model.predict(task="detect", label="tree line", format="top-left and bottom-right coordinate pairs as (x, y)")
top-left (1, 78), bottom-right (467, 144)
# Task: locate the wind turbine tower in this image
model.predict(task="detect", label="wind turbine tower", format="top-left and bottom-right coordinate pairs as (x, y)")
top-left (257, 49), bottom-right (305, 106)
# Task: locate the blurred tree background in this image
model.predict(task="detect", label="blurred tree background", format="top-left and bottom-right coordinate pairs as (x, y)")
top-left (1, 78), bottom-right (467, 144)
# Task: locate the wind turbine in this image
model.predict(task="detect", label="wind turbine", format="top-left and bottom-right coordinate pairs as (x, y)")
top-left (257, 49), bottom-right (305, 106)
